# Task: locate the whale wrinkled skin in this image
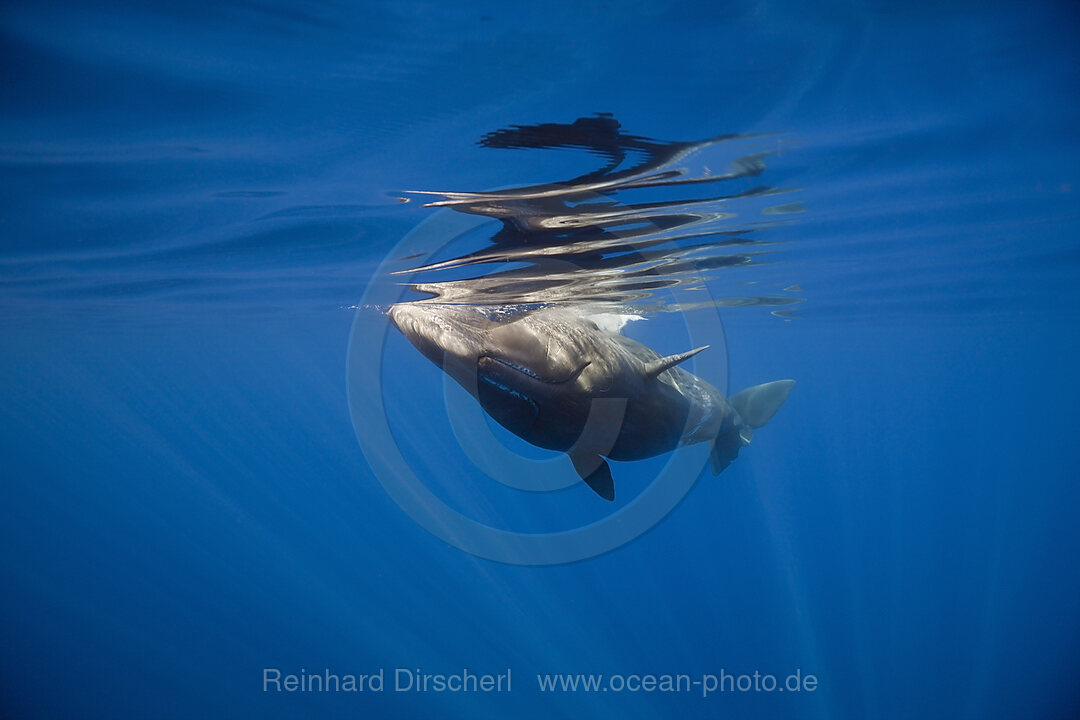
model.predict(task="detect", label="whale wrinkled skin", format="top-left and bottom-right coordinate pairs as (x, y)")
top-left (388, 303), bottom-right (794, 501)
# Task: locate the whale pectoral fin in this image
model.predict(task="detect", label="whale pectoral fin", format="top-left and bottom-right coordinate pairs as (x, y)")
top-left (570, 453), bottom-right (615, 501)
top-left (566, 396), bottom-right (626, 501)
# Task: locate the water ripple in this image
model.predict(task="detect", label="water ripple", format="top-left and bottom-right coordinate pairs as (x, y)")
top-left (394, 115), bottom-right (804, 316)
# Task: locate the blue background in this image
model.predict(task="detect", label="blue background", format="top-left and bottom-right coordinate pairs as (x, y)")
top-left (2, 1), bottom-right (1079, 718)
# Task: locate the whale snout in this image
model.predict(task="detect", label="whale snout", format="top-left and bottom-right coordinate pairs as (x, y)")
top-left (386, 303), bottom-right (424, 341)
top-left (387, 303), bottom-right (491, 368)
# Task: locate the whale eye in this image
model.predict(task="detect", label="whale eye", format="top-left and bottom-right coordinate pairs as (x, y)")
top-left (589, 356), bottom-right (613, 392)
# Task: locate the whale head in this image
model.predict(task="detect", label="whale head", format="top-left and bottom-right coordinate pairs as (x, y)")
top-left (387, 304), bottom-right (603, 391)
top-left (386, 303), bottom-right (494, 375)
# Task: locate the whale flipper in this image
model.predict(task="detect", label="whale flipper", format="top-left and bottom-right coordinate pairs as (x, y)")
top-left (729, 380), bottom-right (795, 429)
top-left (571, 453), bottom-right (615, 501)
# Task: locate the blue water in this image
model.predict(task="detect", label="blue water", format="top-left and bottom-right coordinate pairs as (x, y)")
top-left (3, 1), bottom-right (1080, 718)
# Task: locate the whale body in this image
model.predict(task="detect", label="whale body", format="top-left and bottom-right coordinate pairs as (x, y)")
top-left (388, 304), bottom-right (794, 500)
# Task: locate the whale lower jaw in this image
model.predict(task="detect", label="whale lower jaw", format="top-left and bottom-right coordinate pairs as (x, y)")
top-left (478, 355), bottom-right (591, 385)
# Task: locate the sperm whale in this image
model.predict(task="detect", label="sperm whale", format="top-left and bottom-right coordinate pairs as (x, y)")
top-left (389, 304), bottom-right (794, 500)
